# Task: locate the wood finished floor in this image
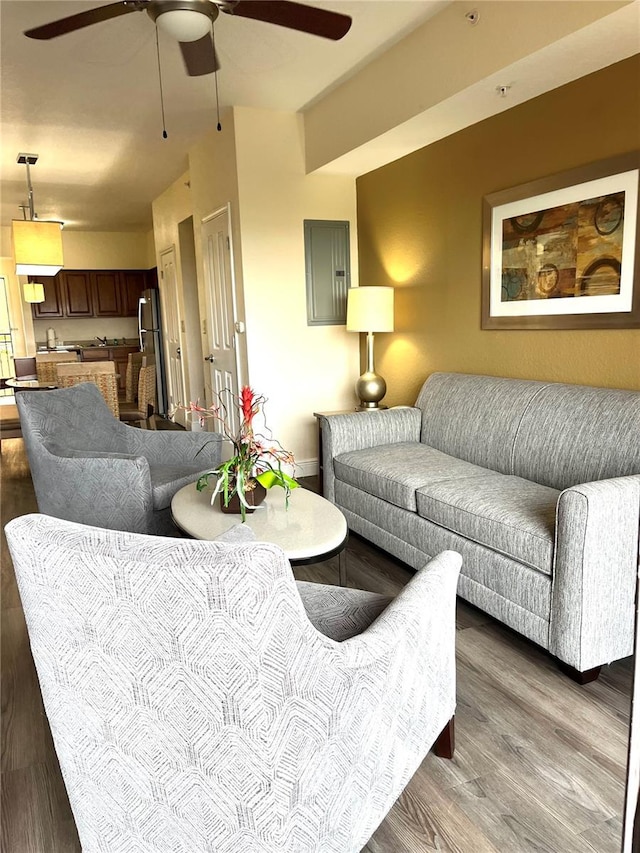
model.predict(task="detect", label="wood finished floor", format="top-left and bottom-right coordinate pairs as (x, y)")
top-left (1, 437), bottom-right (633, 852)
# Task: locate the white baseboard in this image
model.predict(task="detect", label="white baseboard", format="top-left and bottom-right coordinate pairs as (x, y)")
top-left (295, 458), bottom-right (319, 478)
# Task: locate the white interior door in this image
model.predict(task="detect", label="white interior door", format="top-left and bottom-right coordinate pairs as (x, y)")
top-left (159, 246), bottom-right (187, 423)
top-left (201, 206), bottom-right (244, 436)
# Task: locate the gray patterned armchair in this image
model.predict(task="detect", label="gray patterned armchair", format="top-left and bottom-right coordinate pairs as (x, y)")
top-left (5, 513), bottom-right (461, 853)
top-left (16, 382), bottom-right (222, 535)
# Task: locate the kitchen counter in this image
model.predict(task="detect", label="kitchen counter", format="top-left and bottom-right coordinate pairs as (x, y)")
top-left (37, 339), bottom-right (138, 352)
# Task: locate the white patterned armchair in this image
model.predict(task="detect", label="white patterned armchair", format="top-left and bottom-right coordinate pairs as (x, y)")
top-left (5, 513), bottom-right (461, 853)
top-left (16, 383), bottom-right (222, 535)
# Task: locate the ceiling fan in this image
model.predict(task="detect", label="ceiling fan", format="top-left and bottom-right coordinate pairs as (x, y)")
top-left (24, 0), bottom-right (353, 76)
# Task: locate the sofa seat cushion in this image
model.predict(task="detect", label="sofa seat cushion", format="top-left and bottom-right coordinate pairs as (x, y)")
top-left (334, 442), bottom-right (496, 512)
top-left (150, 466), bottom-right (211, 510)
top-left (416, 474), bottom-right (559, 574)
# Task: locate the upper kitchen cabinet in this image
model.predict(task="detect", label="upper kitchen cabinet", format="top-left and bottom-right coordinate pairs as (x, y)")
top-left (120, 271), bottom-right (147, 317)
top-left (91, 271), bottom-right (122, 317)
top-left (31, 269), bottom-right (152, 319)
top-left (30, 276), bottom-right (64, 319)
top-left (60, 271), bottom-right (94, 318)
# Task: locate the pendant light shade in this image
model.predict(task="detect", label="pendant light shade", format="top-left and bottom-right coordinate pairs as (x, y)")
top-left (22, 282), bottom-right (46, 303)
top-left (12, 220), bottom-right (64, 276)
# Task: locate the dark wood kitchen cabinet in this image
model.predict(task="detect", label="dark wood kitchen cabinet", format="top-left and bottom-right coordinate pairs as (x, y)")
top-left (60, 271), bottom-right (93, 317)
top-left (91, 271), bottom-right (122, 317)
top-left (32, 268), bottom-right (152, 319)
top-left (30, 276), bottom-right (64, 319)
top-left (120, 271), bottom-right (147, 317)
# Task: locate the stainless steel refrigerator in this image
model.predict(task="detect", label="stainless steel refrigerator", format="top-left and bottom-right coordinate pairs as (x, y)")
top-left (138, 289), bottom-right (168, 417)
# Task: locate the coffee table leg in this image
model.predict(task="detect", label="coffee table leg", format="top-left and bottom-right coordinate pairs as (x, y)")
top-left (338, 551), bottom-right (347, 587)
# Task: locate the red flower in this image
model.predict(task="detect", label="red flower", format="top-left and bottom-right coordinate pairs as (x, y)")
top-left (240, 386), bottom-right (257, 427)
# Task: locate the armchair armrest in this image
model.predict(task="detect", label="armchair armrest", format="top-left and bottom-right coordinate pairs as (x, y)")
top-left (124, 429), bottom-right (223, 467)
top-left (321, 407), bottom-right (421, 501)
top-left (32, 447), bottom-right (155, 534)
top-left (551, 474), bottom-right (640, 670)
top-left (298, 549), bottom-right (461, 832)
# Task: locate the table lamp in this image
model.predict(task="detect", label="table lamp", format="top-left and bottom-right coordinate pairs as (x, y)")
top-left (346, 286), bottom-right (394, 409)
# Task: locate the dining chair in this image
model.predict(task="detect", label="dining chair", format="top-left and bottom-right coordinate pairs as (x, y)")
top-left (35, 351), bottom-right (79, 384)
top-left (55, 360), bottom-right (120, 418)
top-left (119, 364), bottom-right (156, 428)
top-left (13, 356), bottom-right (38, 380)
top-left (5, 511), bottom-right (461, 853)
top-left (120, 351), bottom-right (146, 405)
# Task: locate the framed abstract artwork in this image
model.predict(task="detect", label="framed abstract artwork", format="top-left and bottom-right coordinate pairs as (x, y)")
top-left (482, 151), bottom-right (640, 329)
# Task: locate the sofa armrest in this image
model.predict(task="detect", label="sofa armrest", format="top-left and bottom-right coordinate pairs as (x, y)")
top-left (551, 474), bottom-right (640, 670)
top-left (124, 430), bottom-right (223, 467)
top-left (321, 407), bottom-right (422, 502)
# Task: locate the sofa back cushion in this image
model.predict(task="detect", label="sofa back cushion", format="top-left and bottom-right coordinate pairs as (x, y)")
top-left (415, 373), bottom-right (544, 476)
top-left (416, 373), bottom-right (640, 490)
top-left (511, 382), bottom-right (640, 489)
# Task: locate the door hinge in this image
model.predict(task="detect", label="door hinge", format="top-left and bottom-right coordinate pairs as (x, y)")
top-left (226, 236), bottom-right (230, 250)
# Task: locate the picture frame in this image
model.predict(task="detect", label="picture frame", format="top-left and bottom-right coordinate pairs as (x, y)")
top-left (482, 151), bottom-right (640, 330)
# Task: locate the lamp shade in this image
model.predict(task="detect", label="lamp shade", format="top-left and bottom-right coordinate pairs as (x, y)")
top-left (12, 220), bottom-right (64, 276)
top-left (346, 286), bottom-right (394, 333)
top-left (23, 282), bottom-right (45, 303)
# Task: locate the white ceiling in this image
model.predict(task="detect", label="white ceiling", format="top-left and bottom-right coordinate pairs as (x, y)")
top-left (0, 0), bottom-right (448, 232)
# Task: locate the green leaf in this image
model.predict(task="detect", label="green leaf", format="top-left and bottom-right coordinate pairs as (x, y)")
top-left (256, 470), bottom-right (298, 491)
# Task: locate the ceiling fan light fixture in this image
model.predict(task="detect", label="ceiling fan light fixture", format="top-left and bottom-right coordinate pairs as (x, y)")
top-left (155, 9), bottom-right (212, 41)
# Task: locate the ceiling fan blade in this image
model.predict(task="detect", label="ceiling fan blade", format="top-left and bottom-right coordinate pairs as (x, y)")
top-left (24, 1), bottom-right (146, 40)
top-left (179, 33), bottom-right (220, 76)
top-left (224, 1), bottom-right (351, 41)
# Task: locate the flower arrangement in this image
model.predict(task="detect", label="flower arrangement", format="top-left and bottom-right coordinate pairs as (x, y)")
top-left (184, 386), bottom-right (298, 521)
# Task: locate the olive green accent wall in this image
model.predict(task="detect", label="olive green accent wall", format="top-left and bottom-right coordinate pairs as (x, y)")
top-left (356, 55), bottom-right (640, 405)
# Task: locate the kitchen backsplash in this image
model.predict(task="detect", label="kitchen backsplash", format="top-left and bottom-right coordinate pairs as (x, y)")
top-left (33, 317), bottom-right (138, 347)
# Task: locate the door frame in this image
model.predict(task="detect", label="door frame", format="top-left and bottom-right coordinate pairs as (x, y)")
top-left (158, 245), bottom-right (188, 425)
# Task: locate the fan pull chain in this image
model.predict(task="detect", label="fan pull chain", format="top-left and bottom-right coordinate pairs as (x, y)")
top-left (155, 25), bottom-right (168, 139)
top-left (212, 24), bottom-right (222, 132)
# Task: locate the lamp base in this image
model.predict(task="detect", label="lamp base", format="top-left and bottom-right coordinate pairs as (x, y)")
top-left (355, 371), bottom-right (387, 409)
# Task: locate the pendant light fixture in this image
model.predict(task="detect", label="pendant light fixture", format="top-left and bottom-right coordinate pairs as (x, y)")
top-left (22, 282), bottom-right (46, 303)
top-left (11, 154), bottom-right (64, 277)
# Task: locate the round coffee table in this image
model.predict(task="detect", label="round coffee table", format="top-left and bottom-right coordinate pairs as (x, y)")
top-left (171, 484), bottom-right (349, 585)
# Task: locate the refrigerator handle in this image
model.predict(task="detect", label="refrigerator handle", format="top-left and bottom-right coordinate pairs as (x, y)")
top-left (138, 297), bottom-right (145, 351)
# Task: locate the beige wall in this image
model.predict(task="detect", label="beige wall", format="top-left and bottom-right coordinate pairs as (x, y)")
top-left (175, 107), bottom-right (359, 472)
top-left (233, 107), bottom-right (360, 471)
top-left (0, 257), bottom-right (34, 356)
top-left (356, 55), bottom-right (640, 406)
top-left (188, 109), bottom-right (248, 393)
top-left (59, 231), bottom-right (149, 269)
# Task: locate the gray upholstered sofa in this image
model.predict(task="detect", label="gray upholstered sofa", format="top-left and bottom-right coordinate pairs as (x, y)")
top-left (321, 372), bottom-right (640, 681)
